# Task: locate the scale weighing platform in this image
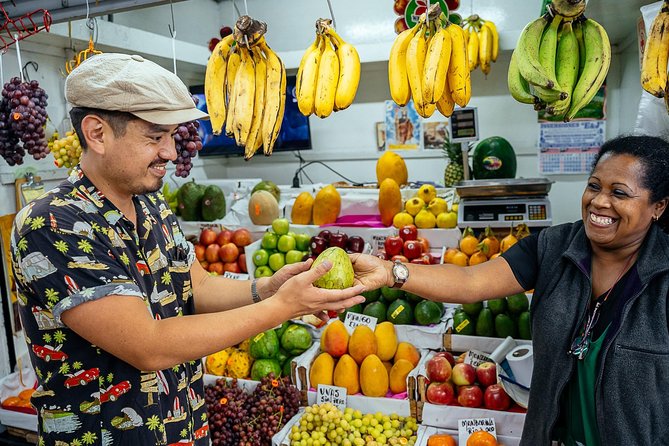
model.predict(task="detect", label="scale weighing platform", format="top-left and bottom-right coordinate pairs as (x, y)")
top-left (455, 179), bottom-right (554, 229)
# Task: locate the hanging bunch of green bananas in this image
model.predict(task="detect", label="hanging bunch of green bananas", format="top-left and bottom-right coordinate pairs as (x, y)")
top-left (204, 15), bottom-right (286, 160)
top-left (388, 3), bottom-right (470, 119)
top-left (461, 14), bottom-right (499, 76)
top-left (508, 0), bottom-right (610, 121)
top-left (640, 1), bottom-right (669, 109)
top-left (161, 183), bottom-right (179, 214)
top-left (296, 18), bottom-right (361, 118)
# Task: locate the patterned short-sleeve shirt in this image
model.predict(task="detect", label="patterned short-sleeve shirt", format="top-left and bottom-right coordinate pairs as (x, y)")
top-left (11, 167), bottom-right (209, 446)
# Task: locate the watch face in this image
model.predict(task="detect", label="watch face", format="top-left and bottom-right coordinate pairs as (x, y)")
top-left (394, 263), bottom-right (409, 281)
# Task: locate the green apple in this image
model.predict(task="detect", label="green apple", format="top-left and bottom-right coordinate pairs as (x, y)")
top-left (268, 252), bottom-right (286, 272)
top-left (261, 232), bottom-right (278, 250)
top-left (285, 250), bottom-right (304, 264)
top-left (271, 218), bottom-right (290, 236)
top-left (295, 233), bottom-right (311, 251)
top-left (254, 266), bottom-right (274, 278)
top-left (277, 234), bottom-right (296, 253)
top-left (252, 249), bottom-right (269, 266)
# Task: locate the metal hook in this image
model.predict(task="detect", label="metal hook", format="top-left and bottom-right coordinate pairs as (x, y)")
top-left (326, 0), bottom-right (337, 30)
top-left (168, 0), bottom-right (176, 38)
top-left (243, 0), bottom-right (249, 15)
top-left (21, 61), bottom-right (37, 82)
top-left (232, 0), bottom-right (241, 20)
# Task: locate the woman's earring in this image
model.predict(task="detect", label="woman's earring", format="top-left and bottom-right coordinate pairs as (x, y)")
top-left (653, 215), bottom-right (659, 222)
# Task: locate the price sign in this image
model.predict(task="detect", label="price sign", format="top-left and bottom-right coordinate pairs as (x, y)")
top-left (222, 271), bottom-right (249, 280)
top-left (316, 385), bottom-right (347, 411)
top-left (464, 350), bottom-right (492, 368)
top-left (458, 417), bottom-right (497, 444)
top-left (343, 312), bottom-right (377, 334)
top-left (449, 107), bottom-right (479, 142)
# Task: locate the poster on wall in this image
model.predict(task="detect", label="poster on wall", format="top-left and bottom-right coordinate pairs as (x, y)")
top-left (537, 85), bottom-right (606, 174)
top-left (423, 121), bottom-right (448, 150)
top-left (384, 100), bottom-right (421, 151)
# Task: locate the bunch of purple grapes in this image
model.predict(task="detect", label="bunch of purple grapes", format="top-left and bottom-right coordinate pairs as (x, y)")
top-left (204, 378), bottom-right (250, 446)
top-left (239, 374), bottom-right (302, 446)
top-left (0, 77), bottom-right (49, 165)
top-left (173, 96), bottom-right (203, 178)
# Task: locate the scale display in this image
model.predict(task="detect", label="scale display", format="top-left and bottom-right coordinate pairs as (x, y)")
top-left (449, 107), bottom-right (479, 142)
top-left (457, 197), bottom-right (552, 228)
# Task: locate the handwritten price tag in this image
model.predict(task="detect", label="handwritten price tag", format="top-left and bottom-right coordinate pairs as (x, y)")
top-left (222, 272), bottom-right (250, 280)
top-left (458, 417), bottom-right (496, 444)
top-left (316, 385), bottom-right (347, 411)
top-left (464, 350), bottom-right (492, 368)
top-left (343, 312), bottom-right (377, 334)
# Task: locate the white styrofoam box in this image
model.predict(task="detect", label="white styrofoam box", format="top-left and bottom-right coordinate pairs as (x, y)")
top-left (420, 403), bottom-right (526, 438)
top-left (396, 321), bottom-right (449, 351)
top-left (202, 374), bottom-right (259, 394)
top-left (0, 371), bottom-right (38, 432)
top-left (415, 425), bottom-right (521, 446)
top-left (306, 391), bottom-right (411, 417)
top-left (443, 335), bottom-right (532, 355)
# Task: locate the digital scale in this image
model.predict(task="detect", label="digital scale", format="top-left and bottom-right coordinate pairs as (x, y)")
top-left (455, 179), bottom-right (554, 229)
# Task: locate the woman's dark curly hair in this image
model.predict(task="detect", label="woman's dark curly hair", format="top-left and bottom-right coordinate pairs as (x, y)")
top-left (592, 135), bottom-right (669, 233)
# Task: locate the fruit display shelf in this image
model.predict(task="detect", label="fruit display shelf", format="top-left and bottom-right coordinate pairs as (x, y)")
top-left (415, 425), bottom-right (521, 446)
top-left (0, 372), bottom-right (37, 433)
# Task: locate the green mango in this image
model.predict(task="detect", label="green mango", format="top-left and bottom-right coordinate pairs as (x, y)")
top-left (201, 185), bottom-right (226, 222)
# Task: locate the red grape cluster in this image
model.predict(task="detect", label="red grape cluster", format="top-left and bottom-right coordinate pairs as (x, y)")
top-left (205, 374), bottom-right (301, 446)
top-left (0, 77), bottom-right (49, 165)
top-left (173, 96), bottom-right (203, 178)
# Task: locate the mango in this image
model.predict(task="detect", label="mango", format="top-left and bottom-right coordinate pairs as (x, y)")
top-left (378, 178), bottom-right (402, 227)
top-left (383, 361), bottom-right (393, 376)
top-left (320, 320), bottom-right (349, 358)
top-left (291, 191), bottom-right (314, 225)
top-left (348, 325), bottom-right (378, 364)
top-left (333, 354), bottom-right (360, 394)
top-left (313, 185), bottom-right (341, 225)
top-left (393, 342), bottom-right (421, 367)
top-left (360, 354), bottom-right (389, 397)
top-left (374, 321), bottom-right (398, 361)
top-left (309, 352), bottom-right (335, 388)
top-left (376, 151), bottom-right (408, 186)
top-left (389, 359), bottom-right (415, 394)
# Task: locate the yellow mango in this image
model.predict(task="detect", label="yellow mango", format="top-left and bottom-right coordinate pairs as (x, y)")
top-left (389, 359), bottom-right (415, 394)
top-left (320, 320), bottom-right (349, 358)
top-left (360, 354), bottom-right (389, 397)
top-left (291, 191), bottom-right (314, 225)
top-left (394, 342), bottom-right (421, 367)
top-left (378, 178), bottom-right (402, 227)
top-left (333, 354), bottom-right (360, 394)
top-left (374, 321), bottom-right (398, 361)
top-left (309, 352), bottom-right (335, 388)
top-left (348, 325), bottom-right (378, 364)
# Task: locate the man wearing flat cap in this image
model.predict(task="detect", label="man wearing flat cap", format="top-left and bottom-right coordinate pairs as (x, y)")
top-left (10, 53), bottom-right (365, 445)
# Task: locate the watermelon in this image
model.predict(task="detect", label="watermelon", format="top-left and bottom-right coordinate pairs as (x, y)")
top-left (472, 137), bottom-right (517, 180)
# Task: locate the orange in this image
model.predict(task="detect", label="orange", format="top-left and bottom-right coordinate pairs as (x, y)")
top-left (467, 431), bottom-right (497, 446)
top-left (18, 388), bottom-right (34, 401)
top-left (427, 433), bottom-right (457, 446)
top-left (451, 250), bottom-right (469, 266)
top-left (1, 396), bottom-right (21, 407)
top-left (468, 251), bottom-right (488, 265)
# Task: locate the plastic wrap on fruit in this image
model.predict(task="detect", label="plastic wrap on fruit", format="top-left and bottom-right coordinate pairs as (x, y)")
top-left (310, 246), bottom-right (354, 290)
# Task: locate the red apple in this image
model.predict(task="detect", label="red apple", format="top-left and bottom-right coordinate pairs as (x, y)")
top-left (446, 0), bottom-right (460, 11)
top-left (329, 232), bottom-right (348, 249)
top-left (200, 228), bottom-right (217, 246)
top-left (411, 254), bottom-right (433, 265)
top-left (310, 236), bottom-right (328, 255)
top-left (416, 237), bottom-right (430, 254)
top-left (208, 261), bottom-right (224, 275)
top-left (484, 384), bottom-right (511, 411)
top-left (434, 351), bottom-right (456, 367)
top-left (219, 26), bottom-right (233, 38)
top-left (403, 240), bottom-right (422, 260)
top-left (232, 228), bottom-right (253, 248)
top-left (393, 0), bottom-right (409, 15)
top-left (399, 224), bottom-right (418, 242)
top-left (457, 384), bottom-right (483, 408)
top-left (452, 363), bottom-right (476, 386)
top-left (394, 17), bottom-right (409, 34)
top-left (194, 244), bottom-right (206, 262)
top-left (391, 255), bottom-right (409, 263)
top-left (219, 242), bottom-right (239, 263)
top-left (223, 262), bottom-right (241, 273)
top-left (208, 37), bottom-right (220, 52)
top-left (384, 236), bottom-right (404, 256)
top-left (216, 230), bottom-right (233, 246)
top-left (347, 236), bottom-right (365, 253)
top-left (205, 243), bottom-right (221, 263)
top-left (318, 229), bottom-right (332, 242)
top-left (426, 355), bottom-right (452, 383)
top-left (426, 381), bottom-right (455, 405)
top-left (238, 253), bottom-right (247, 273)
top-left (199, 260), bottom-right (209, 270)
top-left (476, 362), bottom-right (498, 388)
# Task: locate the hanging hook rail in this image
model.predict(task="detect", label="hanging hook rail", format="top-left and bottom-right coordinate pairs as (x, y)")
top-left (325, 0), bottom-right (337, 30)
top-left (0, 4), bottom-right (51, 52)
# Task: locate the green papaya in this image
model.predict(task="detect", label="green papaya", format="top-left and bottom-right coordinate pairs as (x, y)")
top-left (177, 181), bottom-right (205, 221)
top-left (453, 311), bottom-right (474, 335)
top-left (494, 313), bottom-right (516, 338)
top-left (475, 308), bottom-right (495, 337)
top-left (249, 329), bottom-right (280, 359)
top-left (201, 185), bottom-right (226, 221)
top-left (517, 311), bottom-right (531, 340)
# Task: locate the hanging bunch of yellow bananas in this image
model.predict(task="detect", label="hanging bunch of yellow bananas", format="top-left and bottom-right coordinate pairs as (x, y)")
top-left (461, 15), bottom-right (499, 75)
top-left (204, 15), bottom-right (287, 160)
top-left (641, 1), bottom-right (669, 109)
top-left (508, 0), bottom-right (610, 121)
top-left (388, 4), bottom-right (470, 119)
top-left (296, 19), bottom-right (361, 118)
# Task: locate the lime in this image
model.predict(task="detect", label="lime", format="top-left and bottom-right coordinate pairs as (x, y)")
top-left (414, 300), bottom-right (443, 325)
top-left (386, 298), bottom-right (414, 325)
top-left (363, 301), bottom-right (387, 322)
top-left (381, 286), bottom-right (405, 302)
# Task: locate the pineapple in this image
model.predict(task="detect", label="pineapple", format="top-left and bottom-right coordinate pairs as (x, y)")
top-left (443, 141), bottom-right (464, 187)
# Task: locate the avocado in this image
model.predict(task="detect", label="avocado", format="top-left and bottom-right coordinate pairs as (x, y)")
top-left (381, 286), bottom-right (405, 302)
top-left (414, 300), bottom-right (443, 326)
top-left (386, 298), bottom-right (414, 325)
top-left (487, 298), bottom-right (508, 315)
top-left (475, 308), bottom-right (494, 337)
top-left (453, 311), bottom-right (474, 335)
top-left (494, 313), bottom-right (516, 338)
top-left (507, 293), bottom-right (530, 314)
top-left (363, 301), bottom-right (387, 322)
top-left (361, 288), bottom-right (381, 304)
top-left (339, 304), bottom-right (363, 322)
top-left (462, 302), bottom-right (483, 317)
top-left (405, 291), bottom-right (424, 304)
top-left (201, 184), bottom-right (226, 221)
top-left (177, 180), bottom-right (205, 221)
top-left (517, 311), bottom-right (531, 340)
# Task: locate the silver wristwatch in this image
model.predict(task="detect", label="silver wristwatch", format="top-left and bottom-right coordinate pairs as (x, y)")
top-left (391, 260), bottom-right (409, 288)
